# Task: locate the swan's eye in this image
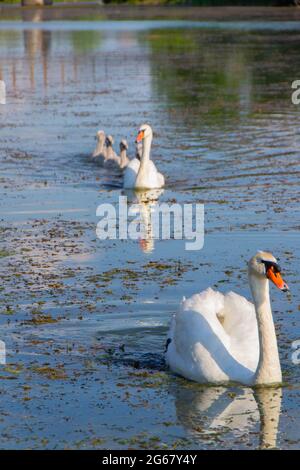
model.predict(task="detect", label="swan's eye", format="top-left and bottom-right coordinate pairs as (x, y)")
top-left (262, 260), bottom-right (281, 274)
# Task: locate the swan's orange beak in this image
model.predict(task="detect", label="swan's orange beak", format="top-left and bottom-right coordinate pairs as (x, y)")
top-left (266, 266), bottom-right (289, 292)
top-left (136, 130), bottom-right (144, 143)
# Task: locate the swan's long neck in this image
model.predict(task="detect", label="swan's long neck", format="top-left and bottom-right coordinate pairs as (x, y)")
top-left (135, 134), bottom-right (152, 185)
top-left (120, 148), bottom-right (128, 168)
top-left (136, 142), bottom-right (142, 160)
top-left (249, 273), bottom-right (282, 385)
top-left (140, 134), bottom-right (152, 167)
top-left (93, 138), bottom-right (104, 157)
top-left (106, 145), bottom-right (114, 160)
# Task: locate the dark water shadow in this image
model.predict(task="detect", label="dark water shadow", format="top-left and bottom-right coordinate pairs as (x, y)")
top-left (95, 325), bottom-right (167, 372)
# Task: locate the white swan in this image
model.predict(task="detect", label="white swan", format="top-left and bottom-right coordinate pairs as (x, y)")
top-left (166, 251), bottom-right (289, 386)
top-left (123, 124), bottom-right (164, 190)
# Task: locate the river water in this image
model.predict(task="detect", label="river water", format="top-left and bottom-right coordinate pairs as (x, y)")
top-left (0, 18), bottom-right (300, 449)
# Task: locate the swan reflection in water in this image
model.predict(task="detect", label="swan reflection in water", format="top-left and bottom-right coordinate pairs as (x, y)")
top-left (123, 188), bottom-right (164, 253)
top-left (171, 383), bottom-right (282, 449)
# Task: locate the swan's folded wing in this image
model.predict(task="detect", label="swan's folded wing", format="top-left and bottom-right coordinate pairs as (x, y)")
top-left (148, 161), bottom-right (164, 188)
top-left (177, 288), bottom-right (230, 351)
top-left (166, 288), bottom-right (234, 383)
top-left (222, 291), bottom-right (259, 370)
top-left (128, 158), bottom-right (141, 172)
top-left (123, 158), bottom-right (140, 188)
top-left (182, 288), bottom-right (225, 319)
top-left (166, 288), bottom-right (258, 384)
top-left (157, 172), bottom-right (165, 187)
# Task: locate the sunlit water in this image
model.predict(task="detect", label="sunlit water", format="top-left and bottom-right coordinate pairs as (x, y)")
top-left (0, 18), bottom-right (300, 449)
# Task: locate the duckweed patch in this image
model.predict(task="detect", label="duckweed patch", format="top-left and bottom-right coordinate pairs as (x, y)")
top-left (30, 365), bottom-right (68, 380)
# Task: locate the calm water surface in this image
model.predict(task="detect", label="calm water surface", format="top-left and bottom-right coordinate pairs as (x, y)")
top-left (0, 19), bottom-right (300, 449)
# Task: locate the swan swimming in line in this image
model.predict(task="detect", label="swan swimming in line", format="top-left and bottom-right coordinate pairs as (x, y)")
top-left (92, 131), bottom-right (119, 168)
top-left (105, 138), bottom-right (141, 171)
top-left (166, 251), bottom-right (289, 386)
top-left (92, 130), bottom-right (142, 172)
top-left (123, 124), bottom-right (165, 189)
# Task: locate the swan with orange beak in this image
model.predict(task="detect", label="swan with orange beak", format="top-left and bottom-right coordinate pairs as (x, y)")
top-left (264, 259), bottom-right (289, 291)
top-left (166, 251), bottom-right (290, 386)
top-left (123, 124), bottom-right (165, 190)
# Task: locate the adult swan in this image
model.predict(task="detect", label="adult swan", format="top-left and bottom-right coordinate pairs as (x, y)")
top-left (166, 251), bottom-right (289, 386)
top-left (123, 124), bottom-right (165, 190)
